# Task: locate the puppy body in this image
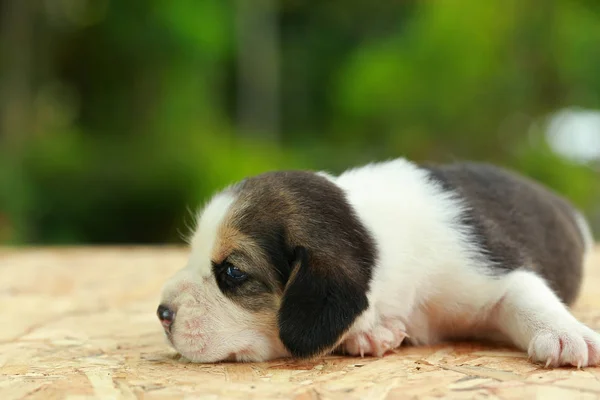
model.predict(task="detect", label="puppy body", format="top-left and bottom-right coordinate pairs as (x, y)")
top-left (336, 160), bottom-right (594, 362)
top-left (159, 158), bottom-right (598, 367)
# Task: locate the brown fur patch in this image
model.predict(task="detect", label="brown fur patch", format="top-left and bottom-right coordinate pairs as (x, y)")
top-left (210, 212), bottom-right (286, 313)
top-left (211, 224), bottom-right (242, 264)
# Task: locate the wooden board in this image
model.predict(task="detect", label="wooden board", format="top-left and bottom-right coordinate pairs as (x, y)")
top-left (1, 246), bottom-right (600, 399)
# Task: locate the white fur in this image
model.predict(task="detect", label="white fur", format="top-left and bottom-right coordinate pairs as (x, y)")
top-left (161, 158), bottom-right (600, 366)
top-left (187, 192), bottom-right (235, 276)
top-left (334, 159), bottom-right (495, 346)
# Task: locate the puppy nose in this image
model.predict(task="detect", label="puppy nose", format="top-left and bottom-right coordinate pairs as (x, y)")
top-left (157, 304), bottom-right (175, 327)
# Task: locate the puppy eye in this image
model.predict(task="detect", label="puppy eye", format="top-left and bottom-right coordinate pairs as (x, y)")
top-left (226, 265), bottom-right (248, 281)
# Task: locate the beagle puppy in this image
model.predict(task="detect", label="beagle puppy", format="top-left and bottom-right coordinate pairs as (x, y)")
top-left (158, 158), bottom-right (598, 367)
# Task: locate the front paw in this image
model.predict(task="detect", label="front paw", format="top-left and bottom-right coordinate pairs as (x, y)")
top-left (341, 318), bottom-right (408, 357)
top-left (528, 323), bottom-right (600, 368)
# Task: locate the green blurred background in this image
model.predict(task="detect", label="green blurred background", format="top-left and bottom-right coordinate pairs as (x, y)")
top-left (1, 0), bottom-right (599, 245)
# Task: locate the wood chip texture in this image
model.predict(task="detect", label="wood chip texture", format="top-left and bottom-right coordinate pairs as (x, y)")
top-left (1, 246), bottom-right (600, 400)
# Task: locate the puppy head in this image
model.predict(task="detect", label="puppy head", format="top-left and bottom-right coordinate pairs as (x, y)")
top-left (158, 171), bottom-right (376, 362)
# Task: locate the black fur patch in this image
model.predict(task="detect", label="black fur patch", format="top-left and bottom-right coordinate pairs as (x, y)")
top-left (422, 162), bottom-right (586, 305)
top-left (278, 246), bottom-right (370, 358)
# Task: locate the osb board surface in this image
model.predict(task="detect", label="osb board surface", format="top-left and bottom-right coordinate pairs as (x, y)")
top-left (1, 247), bottom-right (600, 400)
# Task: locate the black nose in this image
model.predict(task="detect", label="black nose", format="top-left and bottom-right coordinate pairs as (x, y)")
top-left (157, 304), bottom-right (175, 327)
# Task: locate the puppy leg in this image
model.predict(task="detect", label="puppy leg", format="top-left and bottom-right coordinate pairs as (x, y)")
top-left (492, 270), bottom-right (600, 367)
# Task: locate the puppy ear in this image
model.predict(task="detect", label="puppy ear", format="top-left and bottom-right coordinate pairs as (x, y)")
top-left (277, 246), bottom-right (369, 358)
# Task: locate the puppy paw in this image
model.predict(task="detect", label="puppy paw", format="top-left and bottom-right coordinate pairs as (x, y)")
top-left (528, 323), bottom-right (600, 368)
top-left (341, 318), bottom-right (408, 357)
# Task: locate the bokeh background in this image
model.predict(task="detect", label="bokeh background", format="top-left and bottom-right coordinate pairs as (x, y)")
top-left (1, 0), bottom-right (599, 245)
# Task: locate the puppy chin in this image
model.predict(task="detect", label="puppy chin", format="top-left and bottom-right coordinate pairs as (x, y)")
top-left (169, 328), bottom-right (289, 363)
top-left (227, 343), bottom-right (290, 363)
top-left (175, 341), bottom-right (289, 364)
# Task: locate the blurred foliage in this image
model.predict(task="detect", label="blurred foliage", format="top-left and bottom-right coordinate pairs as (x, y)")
top-left (0, 0), bottom-right (599, 244)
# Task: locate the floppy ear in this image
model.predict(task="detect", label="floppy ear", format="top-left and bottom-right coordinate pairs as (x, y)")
top-left (277, 246), bottom-right (370, 358)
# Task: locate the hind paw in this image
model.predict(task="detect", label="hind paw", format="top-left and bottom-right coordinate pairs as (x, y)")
top-left (528, 323), bottom-right (600, 368)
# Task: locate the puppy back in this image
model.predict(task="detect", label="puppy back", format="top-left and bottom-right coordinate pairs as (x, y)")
top-left (423, 162), bottom-right (589, 305)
